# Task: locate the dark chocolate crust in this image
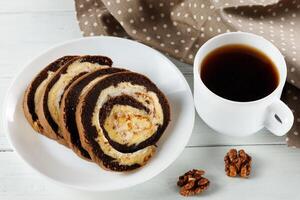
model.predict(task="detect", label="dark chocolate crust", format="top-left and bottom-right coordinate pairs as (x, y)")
top-left (40, 55), bottom-right (113, 142)
top-left (61, 68), bottom-right (127, 160)
top-left (23, 56), bottom-right (77, 132)
top-left (78, 72), bottom-right (170, 171)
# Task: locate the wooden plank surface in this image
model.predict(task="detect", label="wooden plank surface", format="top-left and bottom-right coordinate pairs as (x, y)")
top-left (0, 0), bottom-right (298, 199)
top-left (0, 0), bottom-right (74, 12)
top-left (1, 146), bottom-right (299, 200)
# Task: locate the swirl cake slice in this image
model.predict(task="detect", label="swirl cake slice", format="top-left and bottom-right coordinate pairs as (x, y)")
top-left (60, 68), bottom-right (127, 160)
top-left (37, 55), bottom-right (112, 146)
top-left (76, 72), bottom-right (170, 171)
top-left (23, 56), bottom-right (77, 134)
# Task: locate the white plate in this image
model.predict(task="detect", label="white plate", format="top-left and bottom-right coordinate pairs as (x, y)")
top-left (3, 36), bottom-right (195, 191)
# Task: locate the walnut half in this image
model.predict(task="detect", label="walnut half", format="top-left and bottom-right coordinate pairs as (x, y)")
top-left (224, 149), bottom-right (252, 178)
top-left (177, 169), bottom-right (210, 196)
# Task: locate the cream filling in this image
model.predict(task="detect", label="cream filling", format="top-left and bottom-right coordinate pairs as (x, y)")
top-left (95, 135), bottom-right (155, 166)
top-left (104, 105), bottom-right (158, 146)
top-left (91, 82), bottom-right (163, 166)
top-left (35, 71), bottom-right (55, 113)
top-left (48, 60), bottom-right (109, 126)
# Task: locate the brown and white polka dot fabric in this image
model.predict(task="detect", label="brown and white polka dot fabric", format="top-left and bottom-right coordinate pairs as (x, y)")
top-left (75, 0), bottom-right (300, 147)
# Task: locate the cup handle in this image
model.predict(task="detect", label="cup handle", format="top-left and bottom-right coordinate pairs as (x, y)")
top-left (264, 100), bottom-right (294, 136)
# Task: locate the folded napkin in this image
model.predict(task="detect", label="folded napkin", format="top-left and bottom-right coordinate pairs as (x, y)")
top-left (75, 0), bottom-right (300, 147)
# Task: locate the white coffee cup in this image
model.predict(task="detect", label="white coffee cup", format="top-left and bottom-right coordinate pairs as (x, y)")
top-left (193, 32), bottom-right (294, 137)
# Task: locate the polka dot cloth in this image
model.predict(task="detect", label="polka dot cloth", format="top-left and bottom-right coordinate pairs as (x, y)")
top-left (75, 0), bottom-right (300, 148)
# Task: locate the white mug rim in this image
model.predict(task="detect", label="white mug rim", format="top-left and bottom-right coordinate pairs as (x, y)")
top-left (193, 32), bottom-right (287, 105)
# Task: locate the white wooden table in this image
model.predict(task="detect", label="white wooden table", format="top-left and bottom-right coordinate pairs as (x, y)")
top-left (0, 1), bottom-right (299, 199)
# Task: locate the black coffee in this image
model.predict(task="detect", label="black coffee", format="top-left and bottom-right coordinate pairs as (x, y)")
top-left (200, 44), bottom-right (279, 102)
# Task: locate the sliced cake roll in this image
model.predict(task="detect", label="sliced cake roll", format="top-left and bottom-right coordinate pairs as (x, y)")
top-left (37, 55), bottom-right (112, 146)
top-left (76, 72), bottom-right (170, 171)
top-left (60, 68), bottom-right (127, 160)
top-left (23, 56), bottom-right (77, 134)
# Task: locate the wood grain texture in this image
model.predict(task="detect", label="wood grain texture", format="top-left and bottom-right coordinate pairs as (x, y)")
top-left (0, 0), bottom-right (74, 12)
top-left (0, 0), bottom-right (298, 199)
top-left (1, 146), bottom-right (300, 200)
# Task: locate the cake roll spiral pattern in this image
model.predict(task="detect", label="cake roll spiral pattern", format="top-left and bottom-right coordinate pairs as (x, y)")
top-left (23, 56), bottom-right (77, 135)
top-left (60, 68), bottom-right (127, 160)
top-left (23, 55), bottom-right (171, 172)
top-left (76, 72), bottom-right (170, 171)
top-left (37, 55), bottom-right (112, 145)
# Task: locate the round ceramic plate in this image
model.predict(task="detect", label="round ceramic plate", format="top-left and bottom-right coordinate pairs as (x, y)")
top-left (3, 36), bottom-right (195, 191)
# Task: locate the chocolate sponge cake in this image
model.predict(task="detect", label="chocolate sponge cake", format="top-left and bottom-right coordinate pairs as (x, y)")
top-left (37, 55), bottom-right (112, 145)
top-left (76, 72), bottom-right (170, 171)
top-left (60, 68), bottom-right (127, 160)
top-left (23, 56), bottom-right (77, 134)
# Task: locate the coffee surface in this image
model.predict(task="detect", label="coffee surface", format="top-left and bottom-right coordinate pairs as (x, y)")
top-left (200, 44), bottom-right (279, 102)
